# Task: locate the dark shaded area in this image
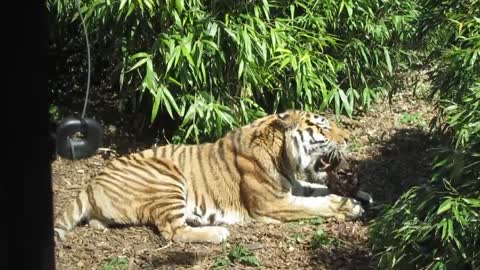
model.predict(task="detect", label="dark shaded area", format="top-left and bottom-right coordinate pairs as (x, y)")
top-left (309, 246), bottom-right (373, 270)
top-left (356, 127), bottom-right (436, 205)
top-left (150, 251), bottom-right (207, 268)
top-left (306, 126), bottom-right (438, 269)
top-left (11, 2), bottom-right (55, 270)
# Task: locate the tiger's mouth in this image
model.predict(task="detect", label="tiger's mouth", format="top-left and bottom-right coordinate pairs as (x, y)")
top-left (311, 156), bottom-right (337, 177)
top-left (312, 150), bottom-right (344, 173)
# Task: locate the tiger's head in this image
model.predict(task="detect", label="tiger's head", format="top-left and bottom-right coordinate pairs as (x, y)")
top-left (278, 110), bottom-right (350, 172)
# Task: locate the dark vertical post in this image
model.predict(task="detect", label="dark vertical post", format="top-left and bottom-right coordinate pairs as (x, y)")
top-left (10, 1), bottom-right (55, 269)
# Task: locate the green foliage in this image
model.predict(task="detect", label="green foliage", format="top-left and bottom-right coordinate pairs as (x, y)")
top-left (212, 255), bottom-right (231, 270)
top-left (399, 112), bottom-right (427, 127)
top-left (102, 257), bottom-right (129, 270)
top-left (310, 228), bottom-right (343, 248)
top-left (47, 0), bottom-right (421, 142)
top-left (370, 1), bottom-right (480, 269)
top-left (49, 104), bottom-right (61, 122)
top-left (311, 228), bottom-right (330, 248)
top-left (212, 244), bottom-right (261, 269)
top-left (301, 216), bottom-right (325, 225)
top-left (289, 232), bottom-right (304, 244)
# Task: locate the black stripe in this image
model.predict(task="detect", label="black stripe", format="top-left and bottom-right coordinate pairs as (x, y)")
top-left (189, 146), bottom-right (200, 209)
top-left (148, 161), bottom-right (184, 183)
top-left (208, 213), bottom-right (216, 224)
top-left (160, 193), bottom-right (185, 201)
top-left (167, 213), bottom-right (185, 221)
top-left (207, 145), bottom-right (222, 209)
top-left (98, 175), bottom-right (142, 196)
top-left (158, 146), bottom-right (166, 157)
top-left (165, 160), bottom-right (184, 179)
top-left (148, 201), bottom-right (184, 211)
top-left (86, 185), bottom-right (102, 217)
top-left (153, 181), bottom-right (184, 193)
top-left (99, 183), bottom-right (125, 202)
top-left (306, 127), bottom-right (314, 137)
top-left (171, 144), bottom-right (181, 157)
top-left (297, 130), bottom-right (304, 142)
top-left (75, 196), bottom-right (83, 218)
top-left (305, 120), bottom-right (316, 126)
top-left (178, 146), bottom-right (186, 170)
top-left (107, 171), bottom-right (151, 191)
top-left (197, 145), bottom-right (208, 185)
top-left (251, 164), bottom-right (284, 196)
top-left (150, 203), bottom-right (185, 217)
top-left (293, 136), bottom-right (300, 151)
top-left (255, 117), bottom-right (270, 127)
top-left (115, 158), bottom-right (129, 166)
top-left (217, 139), bottom-right (233, 178)
top-left (270, 118), bottom-right (287, 131)
top-left (114, 166), bottom-right (153, 185)
top-left (196, 146), bottom-right (211, 207)
top-left (233, 129), bottom-right (242, 152)
top-left (164, 145), bottom-right (172, 158)
top-left (199, 196), bottom-right (206, 215)
top-left (126, 162), bottom-right (157, 180)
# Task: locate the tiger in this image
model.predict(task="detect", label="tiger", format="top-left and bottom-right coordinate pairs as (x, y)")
top-left (54, 110), bottom-right (365, 244)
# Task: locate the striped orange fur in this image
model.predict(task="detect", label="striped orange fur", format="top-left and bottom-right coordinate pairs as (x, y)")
top-left (54, 110), bottom-right (364, 243)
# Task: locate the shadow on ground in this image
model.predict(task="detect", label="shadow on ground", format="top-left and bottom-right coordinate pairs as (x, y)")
top-left (150, 251), bottom-right (208, 268)
top-left (356, 127), bottom-right (436, 205)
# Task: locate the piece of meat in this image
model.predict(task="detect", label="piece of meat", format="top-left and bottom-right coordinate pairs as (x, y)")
top-left (319, 154), bottom-right (360, 198)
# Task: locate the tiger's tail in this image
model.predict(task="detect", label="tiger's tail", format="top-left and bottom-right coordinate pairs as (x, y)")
top-left (54, 188), bottom-right (92, 241)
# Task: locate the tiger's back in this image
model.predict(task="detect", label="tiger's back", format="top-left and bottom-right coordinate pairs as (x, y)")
top-left (54, 110), bottom-right (365, 243)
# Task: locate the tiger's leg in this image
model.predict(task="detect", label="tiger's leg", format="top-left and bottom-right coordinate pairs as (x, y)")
top-left (88, 219), bottom-right (108, 230)
top-left (152, 204), bottom-right (229, 243)
top-left (146, 160), bottom-right (229, 243)
top-left (252, 194), bottom-right (364, 223)
top-left (146, 192), bottom-right (230, 243)
top-left (295, 179), bottom-right (373, 204)
top-left (161, 220), bottom-right (230, 243)
top-left (292, 180), bottom-right (331, 197)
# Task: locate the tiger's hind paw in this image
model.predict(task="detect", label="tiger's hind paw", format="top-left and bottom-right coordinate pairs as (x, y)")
top-left (172, 226), bottom-right (230, 244)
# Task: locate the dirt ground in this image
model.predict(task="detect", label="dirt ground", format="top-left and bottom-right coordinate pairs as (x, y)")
top-left (52, 90), bottom-right (437, 270)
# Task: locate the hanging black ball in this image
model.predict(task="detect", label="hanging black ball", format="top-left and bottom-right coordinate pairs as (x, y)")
top-left (55, 116), bottom-right (103, 160)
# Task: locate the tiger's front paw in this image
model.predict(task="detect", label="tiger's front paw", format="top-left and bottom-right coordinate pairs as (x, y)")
top-left (328, 194), bottom-right (365, 220)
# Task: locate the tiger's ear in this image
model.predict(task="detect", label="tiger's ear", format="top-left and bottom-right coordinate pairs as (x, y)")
top-left (271, 117), bottom-right (294, 132)
top-left (277, 110), bottom-right (301, 130)
top-left (277, 111), bottom-right (292, 121)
